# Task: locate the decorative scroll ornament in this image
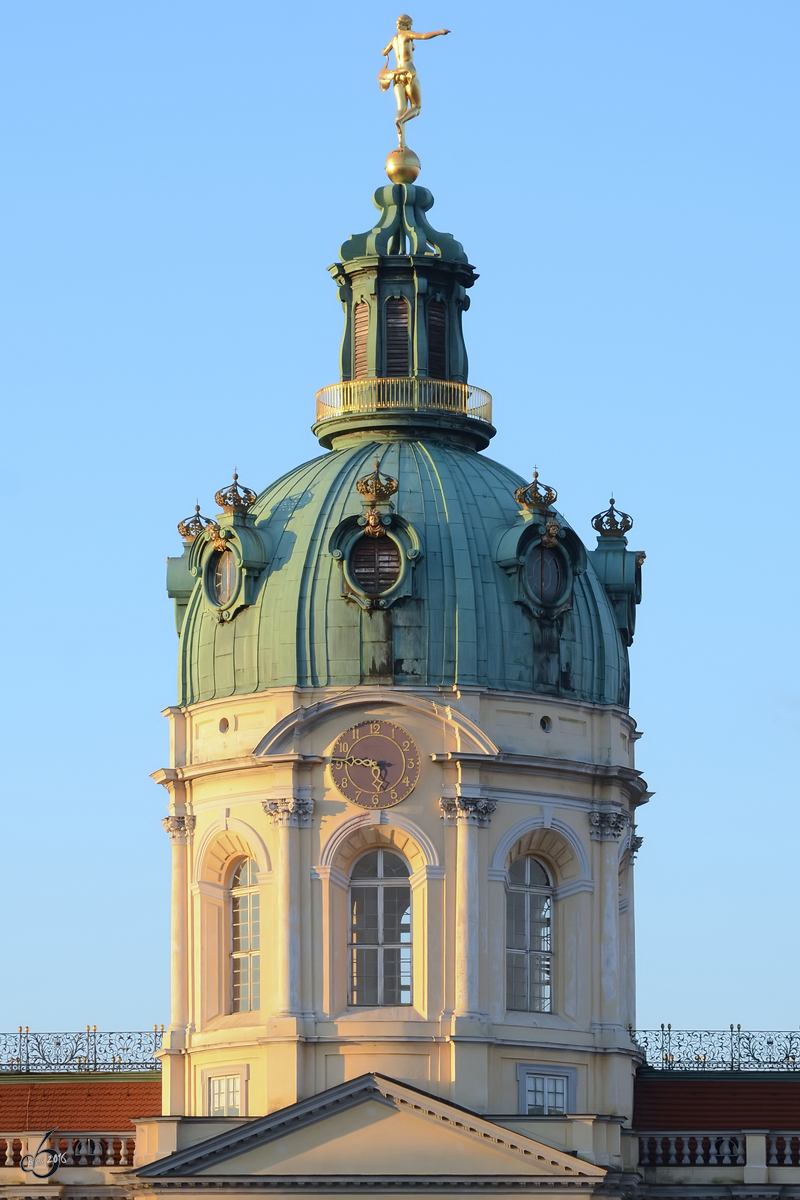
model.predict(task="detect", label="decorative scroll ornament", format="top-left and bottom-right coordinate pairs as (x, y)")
top-left (439, 796), bottom-right (497, 827)
top-left (177, 504), bottom-right (214, 543)
top-left (514, 469), bottom-right (557, 512)
top-left (592, 497), bottom-right (633, 536)
top-left (588, 810), bottom-right (630, 841)
top-left (161, 814), bottom-right (196, 842)
top-left (356, 460), bottom-right (398, 538)
top-left (262, 797), bottom-right (314, 828)
top-left (214, 471), bottom-right (257, 514)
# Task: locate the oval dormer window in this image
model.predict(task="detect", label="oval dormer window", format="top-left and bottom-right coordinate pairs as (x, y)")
top-left (210, 549), bottom-right (238, 606)
top-left (525, 545), bottom-right (565, 606)
top-left (350, 535), bottom-right (401, 595)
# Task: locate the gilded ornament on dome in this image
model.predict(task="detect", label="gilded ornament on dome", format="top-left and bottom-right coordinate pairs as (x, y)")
top-left (379, 14), bottom-right (450, 181)
top-left (513, 469), bottom-right (558, 511)
top-left (177, 504), bottom-right (214, 543)
top-left (591, 497), bottom-right (633, 536)
top-left (214, 471), bottom-right (257, 514)
top-left (356, 461), bottom-right (398, 538)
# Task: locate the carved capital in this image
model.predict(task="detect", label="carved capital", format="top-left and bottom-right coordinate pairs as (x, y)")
top-left (162, 814), bottom-right (196, 843)
top-left (629, 833), bottom-right (644, 861)
top-left (439, 796), bottom-right (497, 827)
top-left (588, 810), bottom-right (630, 841)
top-left (262, 797), bottom-right (314, 828)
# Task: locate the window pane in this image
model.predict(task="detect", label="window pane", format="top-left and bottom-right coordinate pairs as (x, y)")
top-left (232, 956), bottom-right (249, 1012)
top-left (251, 954), bottom-right (260, 1010)
top-left (508, 858), bottom-right (527, 887)
top-left (351, 851), bottom-right (379, 879)
top-left (525, 1075), bottom-right (545, 1115)
top-left (528, 859), bottom-right (550, 888)
top-left (383, 946), bottom-right (412, 1005)
top-left (383, 886), bottom-right (411, 943)
top-left (350, 887), bottom-right (379, 943)
top-left (547, 1075), bottom-right (565, 1115)
top-left (529, 894), bottom-right (551, 952)
top-left (529, 954), bottom-right (552, 1013)
top-left (232, 860), bottom-right (246, 888)
top-left (232, 893), bottom-right (249, 952)
top-left (506, 950), bottom-right (527, 1011)
top-left (351, 947), bottom-right (379, 1006)
top-left (506, 890), bottom-right (527, 950)
top-left (250, 893), bottom-right (260, 950)
top-left (211, 1077), bottom-right (225, 1117)
top-left (382, 851), bottom-right (409, 879)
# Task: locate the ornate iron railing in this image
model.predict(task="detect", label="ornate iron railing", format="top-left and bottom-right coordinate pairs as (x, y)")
top-left (632, 1025), bottom-right (800, 1070)
top-left (0, 1027), bottom-right (163, 1073)
top-left (315, 378), bottom-right (493, 425)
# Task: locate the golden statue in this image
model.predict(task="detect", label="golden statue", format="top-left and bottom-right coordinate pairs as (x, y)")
top-left (379, 14), bottom-right (449, 184)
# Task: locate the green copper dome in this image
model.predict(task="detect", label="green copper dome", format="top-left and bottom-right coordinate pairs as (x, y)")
top-left (167, 184), bottom-right (642, 707)
top-left (168, 439), bottom-right (638, 707)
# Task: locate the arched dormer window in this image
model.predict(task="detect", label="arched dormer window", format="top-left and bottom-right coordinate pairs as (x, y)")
top-left (349, 848), bottom-right (411, 1006)
top-left (506, 856), bottom-right (552, 1013)
top-left (231, 858), bottom-right (260, 1013)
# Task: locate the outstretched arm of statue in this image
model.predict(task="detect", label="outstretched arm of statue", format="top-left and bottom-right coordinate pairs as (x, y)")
top-left (412, 29), bottom-right (450, 39)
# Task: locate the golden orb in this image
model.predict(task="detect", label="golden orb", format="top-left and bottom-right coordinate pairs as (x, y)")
top-left (385, 146), bottom-right (421, 184)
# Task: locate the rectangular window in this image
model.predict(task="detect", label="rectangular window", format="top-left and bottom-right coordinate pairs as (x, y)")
top-left (349, 881), bottom-right (411, 1006)
top-left (506, 891), bottom-right (552, 1013)
top-left (210, 1075), bottom-right (241, 1117)
top-left (516, 1064), bottom-right (576, 1116)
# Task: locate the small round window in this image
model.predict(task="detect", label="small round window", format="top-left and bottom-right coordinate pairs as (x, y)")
top-left (350, 535), bottom-right (401, 595)
top-left (525, 545), bottom-right (565, 606)
top-left (210, 549), bottom-right (238, 606)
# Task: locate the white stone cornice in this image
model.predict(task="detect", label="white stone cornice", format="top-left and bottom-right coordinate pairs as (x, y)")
top-left (311, 864), bottom-right (350, 890)
top-left (431, 750), bottom-right (649, 806)
top-left (409, 864), bottom-right (446, 889)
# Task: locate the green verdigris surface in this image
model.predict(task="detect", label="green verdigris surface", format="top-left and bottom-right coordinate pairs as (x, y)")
top-left (169, 438), bottom-right (634, 708)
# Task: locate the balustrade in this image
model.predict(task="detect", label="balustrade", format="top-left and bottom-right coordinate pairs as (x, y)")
top-left (632, 1025), bottom-right (800, 1071)
top-left (639, 1134), bottom-right (744, 1166)
top-left (0, 1027), bottom-right (162, 1073)
top-left (0, 1132), bottom-right (134, 1168)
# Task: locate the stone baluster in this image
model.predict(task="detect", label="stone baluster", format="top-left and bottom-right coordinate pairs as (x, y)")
top-left (768, 1137), bottom-right (778, 1166)
top-left (263, 797), bottom-right (314, 1016)
top-left (162, 814), bottom-right (196, 1030)
top-left (440, 796), bottom-right (496, 1020)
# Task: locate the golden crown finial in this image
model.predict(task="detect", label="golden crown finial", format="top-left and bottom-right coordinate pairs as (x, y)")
top-left (214, 471), bottom-right (257, 514)
top-left (355, 460), bottom-right (398, 538)
top-left (177, 503), bottom-right (214, 542)
top-left (513, 468), bottom-right (558, 511)
top-left (591, 496), bottom-right (633, 536)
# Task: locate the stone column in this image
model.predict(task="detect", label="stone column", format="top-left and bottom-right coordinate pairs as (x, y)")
top-left (263, 798), bottom-right (313, 1016)
top-left (589, 809), bottom-right (629, 1029)
top-left (441, 797), bottom-right (496, 1019)
top-left (162, 814), bottom-right (196, 1031)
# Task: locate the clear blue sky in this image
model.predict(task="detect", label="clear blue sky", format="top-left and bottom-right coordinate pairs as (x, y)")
top-left (2, 0), bottom-right (798, 1032)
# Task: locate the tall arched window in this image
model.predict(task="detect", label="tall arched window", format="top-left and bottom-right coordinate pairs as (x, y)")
top-left (506, 856), bottom-right (552, 1013)
top-left (231, 858), bottom-right (260, 1013)
top-left (385, 297), bottom-right (410, 376)
top-left (349, 848), bottom-right (411, 1006)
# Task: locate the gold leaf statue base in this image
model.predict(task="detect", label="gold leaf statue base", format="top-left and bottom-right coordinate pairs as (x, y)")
top-left (385, 145), bottom-right (421, 185)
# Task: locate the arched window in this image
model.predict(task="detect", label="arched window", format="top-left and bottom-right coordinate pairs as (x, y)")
top-left (230, 858), bottom-right (260, 1013)
top-left (506, 856), bottom-right (552, 1013)
top-left (210, 549), bottom-right (238, 606)
top-left (385, 297), bottom-right (410, 375)
top-left (353, 301), bottom-right (369, 380)
top-left (427, 300), bottom-right (446, 379)
top-left (349, 848), bottom-right (411, 1006)
top-left (350, 534), bottom-right (402, 595)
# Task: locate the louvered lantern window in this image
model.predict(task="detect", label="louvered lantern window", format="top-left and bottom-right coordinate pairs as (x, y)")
top-left (385, 297), bottom-right (410, 376)
top-left (353, 302), bottom-right (369, 380)
top-left (350, 535), bottom-right (402, 595)
top-left (427, 300), bottom-right (447, 379)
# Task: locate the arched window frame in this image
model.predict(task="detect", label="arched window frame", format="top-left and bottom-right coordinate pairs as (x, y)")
top-left (328, 514), bottom-right (423, 612)
top-left (506, 855), bottom-right (553, 1014)
top-left (348, 847), bottom-right (412, 1008)
top-left (229, 857), bottom-right (261, 1013)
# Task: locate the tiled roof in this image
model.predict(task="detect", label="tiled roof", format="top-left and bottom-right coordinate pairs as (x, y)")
top-left (0, 1078), bottom-right (161, 1130)
top-left (634, 1075), bottom-right (800, 1128)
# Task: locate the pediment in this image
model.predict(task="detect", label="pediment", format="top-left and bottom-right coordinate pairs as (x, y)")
top-left (138, 1074), bottom-right (604, 1183)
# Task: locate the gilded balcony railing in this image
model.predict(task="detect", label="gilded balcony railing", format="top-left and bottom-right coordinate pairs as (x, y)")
top-left (315, 378), bottom-right (493, 425)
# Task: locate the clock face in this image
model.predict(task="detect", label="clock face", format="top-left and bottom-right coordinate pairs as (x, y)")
top-left (330, 720), bottom-right (421, 809)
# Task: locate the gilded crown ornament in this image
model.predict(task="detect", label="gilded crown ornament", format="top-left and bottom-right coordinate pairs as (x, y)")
top-left (356, 460), bottom-right (398, 538)
top-left (379, 14), bottom-right (450, 183)
top-left (214, 471), bottom-right (257, 514)
top-left (513, 469), bottom-right (558, 511)
top-left (592, 497), bottom-right (633, 536)
top-left (177, 504), bottom-right (214, 543)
